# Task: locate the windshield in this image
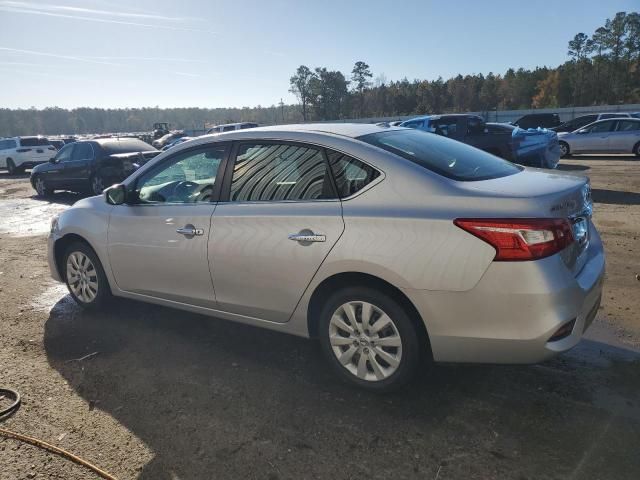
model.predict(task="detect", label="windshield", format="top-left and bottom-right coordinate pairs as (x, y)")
top-left (358, 129), bottom-right (521, 181)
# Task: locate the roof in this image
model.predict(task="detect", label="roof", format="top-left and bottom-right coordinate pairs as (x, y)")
top-left (245, 123), bottom-right (394, 138)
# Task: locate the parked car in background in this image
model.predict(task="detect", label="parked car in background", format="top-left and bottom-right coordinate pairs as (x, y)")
top-left (0, 136), bottom-right (57, 175)
top-left (162, 136), bottom-right (194, 151)
top-left (30, 138), bottom-right (159, 196)
top-left (152, 131), bottom-right (186, 149)
top-left (400, 114), bottom-right (561, 168)
top-left (552, 113), bottom-right (632, 133)
top-left (558, 118), bottom-right (640, 157)
top-left (47, 123), bottom-right (603, 391)
top-left (630, 112), bottom-right (640, 119)
top-left (206, 122), bottom-right (259, 134)
top-left (512, 113), bottom-right (560, 129)
top-left (49, 139), bottom-right (65, 150)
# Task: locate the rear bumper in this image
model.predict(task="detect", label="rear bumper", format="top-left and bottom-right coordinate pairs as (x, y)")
top-left (403, 224), bottom-right (605, 364)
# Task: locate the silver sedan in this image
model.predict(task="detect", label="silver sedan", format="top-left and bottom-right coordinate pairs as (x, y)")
top-left (47, 124), bottom-right (605, 391)
top-left (559, 118), bottom-right (640, 157)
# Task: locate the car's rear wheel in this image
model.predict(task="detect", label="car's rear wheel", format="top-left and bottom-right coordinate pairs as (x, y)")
top-left (6, 159), bottom-right (17, 175)
top-left (318, 286), bottom-right (421, 392)
top-left (634, 142), bottom-right (640, 158)
top-left (63, 242), bottom-right (111, 309)
top-left (90, 174), bottom-right (107, 196)
top-left (559, 141), bottom-right (570, 158)
top-left (33, 176), bottom-right (52, 197)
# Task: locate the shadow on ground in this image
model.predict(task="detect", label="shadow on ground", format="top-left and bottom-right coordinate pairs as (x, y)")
top-left (43, 296), bottom-right (640, 480)
top-left (557, 163), bottom-right (591, 172)
top-left (592, 188), bottom-right (640, 206)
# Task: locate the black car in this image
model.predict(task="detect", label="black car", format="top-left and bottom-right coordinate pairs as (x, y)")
top-left (512, 113), bottom-right (560, 129)
top-left (30, 138), bottom-right (159, 197)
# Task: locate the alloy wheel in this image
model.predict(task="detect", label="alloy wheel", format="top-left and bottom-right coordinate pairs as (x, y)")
top-left (66, 251), bottom-right (99, 303)
top-left (35, 177), bottom-right (46, 196)
top-left (328, 301), bottom-right (403, 382)
top-left (92, 176), bottom-right (105, 195)
top-left (559, 143), bottom-right (568, 157)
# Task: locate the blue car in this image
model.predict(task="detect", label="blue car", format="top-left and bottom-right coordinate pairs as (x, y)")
top-left (399, 114), bottom-right (561, 169)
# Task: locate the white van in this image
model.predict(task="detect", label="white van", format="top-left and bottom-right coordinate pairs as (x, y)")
top-left (0, 136), bottom-right (56, 174)
top-left (206, 122), bottom-right (259, 134)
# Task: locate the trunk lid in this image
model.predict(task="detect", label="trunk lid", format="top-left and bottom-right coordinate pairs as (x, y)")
top-left (462, 169), bottom-right (593, 274)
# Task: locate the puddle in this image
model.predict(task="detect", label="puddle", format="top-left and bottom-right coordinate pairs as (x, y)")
top-left (0, 197), bottom-right (69, 237)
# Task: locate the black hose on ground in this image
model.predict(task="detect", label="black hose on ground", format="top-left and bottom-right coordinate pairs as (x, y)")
top-left (0, 387), bottom-right (118, 480)
top-left (0, 388), bottom-right (21, 417)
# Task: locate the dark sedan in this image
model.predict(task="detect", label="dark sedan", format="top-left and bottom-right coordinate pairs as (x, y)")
top-left (30, 138), bottom-right (159, 197)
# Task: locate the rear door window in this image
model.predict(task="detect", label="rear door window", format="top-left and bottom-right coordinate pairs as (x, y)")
top-left (20, 137), bottom-right (51, 147)
top-left (71, 143), bottom-right (93, 160)
top-left (230, 143), bottom-right (336, 202)
top-left (615, 120), bottom-right (640, 132)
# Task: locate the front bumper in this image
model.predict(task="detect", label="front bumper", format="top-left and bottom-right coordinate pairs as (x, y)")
top-left (403, 224), bottom-right (606, 364)
top-left (47, 232), bottom-right (63, 282)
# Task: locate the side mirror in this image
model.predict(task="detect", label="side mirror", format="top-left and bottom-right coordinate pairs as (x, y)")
top-left (104, 184), bottom-right (127, 205)
top-left (49, 157), bottom-right (56, 163)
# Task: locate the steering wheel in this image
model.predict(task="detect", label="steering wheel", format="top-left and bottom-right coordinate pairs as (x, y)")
top-left (193, 185), bottom-right (214, 202)
top-left (173, 180), bottom-right (199, 199)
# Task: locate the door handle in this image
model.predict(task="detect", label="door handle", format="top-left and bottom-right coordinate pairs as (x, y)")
top-left (176, 225), bottom-right (204, 237)
top-left (288, 231), bottom-right (326, 243)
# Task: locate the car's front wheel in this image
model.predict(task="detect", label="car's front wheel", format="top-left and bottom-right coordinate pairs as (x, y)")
top-left (33, 176), bottom-right (53, 197)
top-left (63, 242), bottom-right (111, 309)
top-left (634, 142), bottom-right (640, 158)
top-left (318, 286), bottom-right (421, 392)
top-left (90, 174), bottom-right (106, 196)
top-left (559, 141), bottom-right (570, 158)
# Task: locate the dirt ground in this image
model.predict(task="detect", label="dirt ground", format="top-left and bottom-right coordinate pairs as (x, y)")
top-left (0, 156), bottom-right (639, 480)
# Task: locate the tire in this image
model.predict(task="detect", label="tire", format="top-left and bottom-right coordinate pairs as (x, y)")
top-left (63, 241), bottom-right (112, 309)
top-left (6, 158), bottom-right (17, 175)
top-left (90, 174), bottom-right (106, 196)
top-left (33, 175), bottom-right (53, 197)
top-left (559, 141), bottom-right (570, 158)
top-left (318, 286), bottom-right (421, 392)
top-left (634, 142), bottom-right (640, 158)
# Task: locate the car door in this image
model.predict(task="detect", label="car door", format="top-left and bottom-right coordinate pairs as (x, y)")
top-left (208, 141), bottom-right (344, 323)
top-left (608, 120), bottom-right (640, 152)
top-left (107, 144), bottom-right (228, 308)
top-left (573, 120), bottom-right (616, 152)
top-left (62, 142), bottom-right (94, 187)
top-left (42, 143), bottom-right (74, 187)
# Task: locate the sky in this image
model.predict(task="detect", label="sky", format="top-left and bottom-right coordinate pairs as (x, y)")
top-left (0, 0), bottom-right (637, 109)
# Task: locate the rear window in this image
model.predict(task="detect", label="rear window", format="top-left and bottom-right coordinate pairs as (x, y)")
top-left (358, 129), bottom-right (521, 182)
top-left (20, 137), bottom-right (51, 147)
top-left (100, 139), bottom-right (154, 154)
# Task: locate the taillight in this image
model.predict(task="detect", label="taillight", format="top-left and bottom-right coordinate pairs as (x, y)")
top-left (16, 148), bottom-right (31, 153)
top-left (454, 218), bottom-right (574, 261)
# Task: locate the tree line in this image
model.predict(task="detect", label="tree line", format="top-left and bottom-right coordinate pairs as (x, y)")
top-left (289, 11), bottom-right (639, 120)
top-left (0, 11), bottom-right (637, 137)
